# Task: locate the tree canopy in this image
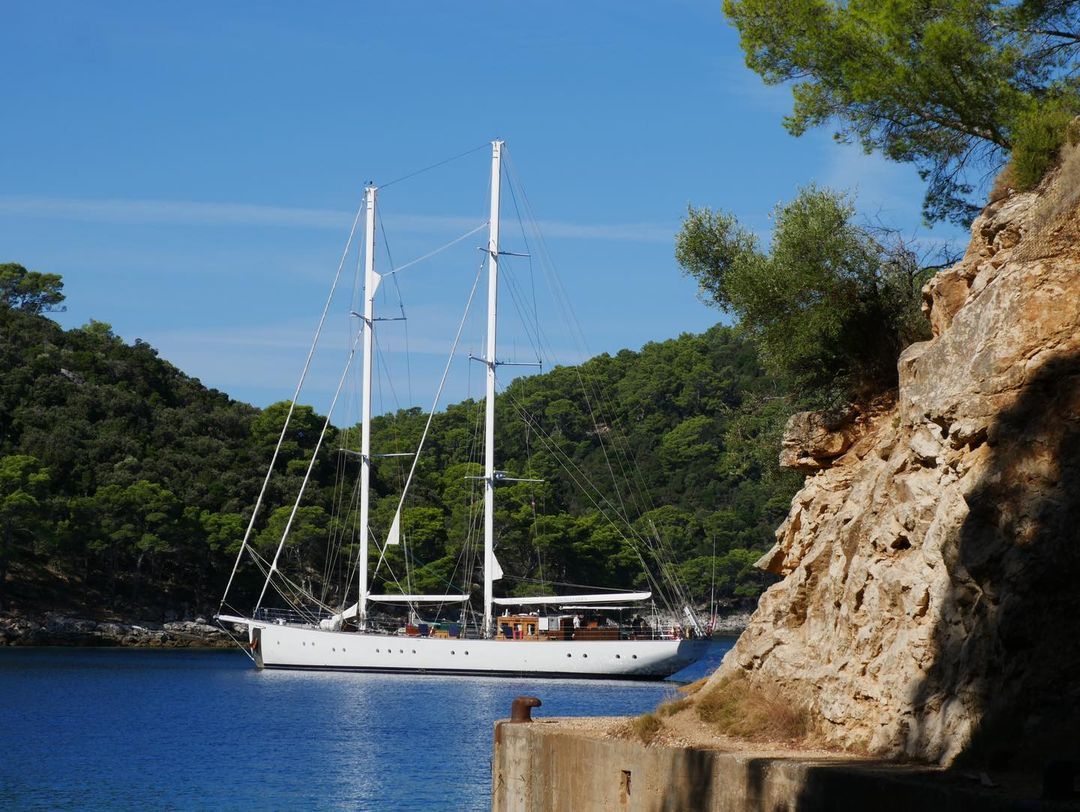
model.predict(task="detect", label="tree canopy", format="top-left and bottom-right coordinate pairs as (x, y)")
top-left (724, 0), bottom-right (1080, 222)
top-left (0, 270), bottom-right (799, 619)
top-left (676, 185), bottom-right (934, 405)
top-left (0, 263), bottom-right (66, 314)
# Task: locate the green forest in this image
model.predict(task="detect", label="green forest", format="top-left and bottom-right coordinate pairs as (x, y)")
top-left (6, 0), bottom-right (1079, 623)
top-left (0, 264), bottom-right (800, 620)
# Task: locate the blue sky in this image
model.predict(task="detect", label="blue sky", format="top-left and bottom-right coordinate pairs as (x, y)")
top-left (1, 2), bottom-right (963, 413)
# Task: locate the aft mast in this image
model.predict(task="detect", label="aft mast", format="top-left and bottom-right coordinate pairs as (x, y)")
top-left (357, 184), bottom-right (378, 630)
top-left (482, 140), bottom-right (503, 638)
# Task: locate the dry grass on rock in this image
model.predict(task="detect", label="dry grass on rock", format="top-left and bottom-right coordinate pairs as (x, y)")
top-left (658, 697), bottom-right (692, 717)
top-left (694, 673), bottom-right (811, 744)
top-left (989, 162), bottom-right (1018, 204)
top-left (1020, 137), bottom-right (1080, 259)
top-left (623, 712), bottom-right (663, 745)
top-left (677, 676), bottom-right (708, 696)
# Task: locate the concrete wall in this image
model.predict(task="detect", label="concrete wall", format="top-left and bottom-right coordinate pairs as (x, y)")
top-left (492, 721), bottom-right (1059, 811)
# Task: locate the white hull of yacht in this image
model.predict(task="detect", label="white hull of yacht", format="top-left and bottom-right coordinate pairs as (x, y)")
top-left (238, 620), bottom-right (707, 680)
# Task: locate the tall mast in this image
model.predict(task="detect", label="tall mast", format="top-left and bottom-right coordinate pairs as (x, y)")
top-left (483, 140), bottom-right (503, 637)
top-left (357, 184), bottom-right (378, 630)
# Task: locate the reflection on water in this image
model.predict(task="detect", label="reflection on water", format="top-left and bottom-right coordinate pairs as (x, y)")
top-left (0, 639), bottom-right (732, 810)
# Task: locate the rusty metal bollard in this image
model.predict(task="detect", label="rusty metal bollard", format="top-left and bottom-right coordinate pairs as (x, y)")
top-left (510, 695), bottom-right (542, 722)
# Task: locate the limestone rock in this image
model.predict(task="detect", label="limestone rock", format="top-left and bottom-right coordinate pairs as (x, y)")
top-left (779, 410), bottom-right (857, 472)
top-left (708, 161), bottom-right (1080, 768)
top-left (0, 613), bottom-right (233, 648)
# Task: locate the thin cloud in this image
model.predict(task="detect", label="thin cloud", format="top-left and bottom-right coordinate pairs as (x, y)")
top-left (0, 196), bottom-right (350, 229)
top-left (0, 195), bottom-right (673, 243)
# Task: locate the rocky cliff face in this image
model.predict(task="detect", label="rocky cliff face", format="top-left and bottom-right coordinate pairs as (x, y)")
top-left (708, 157), bottom-right (1080, 767)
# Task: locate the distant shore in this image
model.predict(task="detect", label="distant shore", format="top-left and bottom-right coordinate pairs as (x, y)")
top-left (0, 609), bottom-right (750, 648)
top-left (0, 612), bottom-right (236, 648)
top-left (710, 610), bottom-right (752, 636)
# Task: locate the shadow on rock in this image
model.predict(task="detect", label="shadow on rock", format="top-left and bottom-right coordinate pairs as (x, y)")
top-left (911, 350), bottom-right (1080, 775)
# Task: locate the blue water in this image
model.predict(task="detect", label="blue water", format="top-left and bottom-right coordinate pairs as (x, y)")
top-left (0, 640), bottom-right (732, 811)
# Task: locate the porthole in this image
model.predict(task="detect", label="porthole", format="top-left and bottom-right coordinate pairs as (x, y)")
top-left (332, 647), bottom-right (336, 652)
top-left (451, 650), bottom-right (456, 655)
top-left (632, 654), bottom-right (638, 659)
top-left (566, 653), bottom-right (572, 658)
top-left (615, 654), bottom-right (621, 659)
top-left (376, 648), bottom-right (380, 653)
top-left (465, 651), bottom-right (469, 656)
top-left (411, 649), bottom-right (416, 654)
top-left (583, 654), bottom-right (588, 659)
top-left (302, 642), bottom-right (306, 646)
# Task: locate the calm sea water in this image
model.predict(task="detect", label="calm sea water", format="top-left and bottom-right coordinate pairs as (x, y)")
top-left (0, 639), bottom-right (732, 811)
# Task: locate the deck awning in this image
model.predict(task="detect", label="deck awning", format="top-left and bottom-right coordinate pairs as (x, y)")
top-left (491, 591), bottom-right (651, 607)
top-left (367, 594), bottom-right (471, 603)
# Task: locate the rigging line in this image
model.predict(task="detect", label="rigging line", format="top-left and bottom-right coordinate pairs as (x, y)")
top-left (519, 376), bottom-right (547, 589)
top-left (381, 223), bottom-right (488, 278)
top-left (216, 621), bottom-right (257, 663)
top-left (503, 154), bottom-right (541, 361)
top-left (375, 209), bottom-right (415, 481)
top-left (455, 438), bottom-right (485, 601)
top-left (376, 204), bottom-right (407, 363)
top-left (569, 370), bottom-right (654, 536)
top-left (321, 443), bottom-right (349, 604)
top-left (245, 547), bottom-right (335, 622)
top-left (439, 509), bottom-right (472, 611)
top-left (502, 154), bottom-right (555, 369)
top-left (322, 370), bottom-right (362, 603)
top-left (447, 415), bottom-right (486, 603)
top-left (254, 323), bottom-right (367, 613)
top-left (402, 296), bottom-right (414, 410)
top-left (500, 263), bottom-right (544, 363)
top-left (504, 575), bottom-right (647, 592)
top-left (383, 259), bottom-right (486, 542)
top-left (507, 151), bottom-right (659, 544)
top-left (498, 254), bottom-right (678, 610)
top-left (374, 334), bottom-right (406, 417)
top-left (502, 388), bottom-right (675, 607)
top-left (326, 456), bottom-right (364, 607)
top-left (507, 397), bottom-right (641, 553)
top-left (454, 390), bottom-right (487, 597)
top-left (369, 527), bottom-right (405, 594)
top-left (378, 209), bottom-right (396, 271)
top-left (655, 521), bottom-right (697, 610)
top-left (506, 153), bottom-right (597, 380)
top-left (376, 218), bottom-right (414, 407)
top-left (574, 366), bottom-right (636, 527)
top-left (330, 256), bottom-right (366, 601)
top-left (219, 196), bottom-right (366, 616)
top-left (379, 142), bottom-right (489, 190)
top-left (505, 386), bottom-right (644, 544)
top-left (444, 404), bottom-right (484, 598)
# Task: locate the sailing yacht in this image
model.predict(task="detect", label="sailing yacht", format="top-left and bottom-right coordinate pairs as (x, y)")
top-left (217, 141), bottom-right (709, 679)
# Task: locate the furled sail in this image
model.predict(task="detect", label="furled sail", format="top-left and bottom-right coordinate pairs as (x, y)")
top-left (386, 510), bottom-right (401, 546)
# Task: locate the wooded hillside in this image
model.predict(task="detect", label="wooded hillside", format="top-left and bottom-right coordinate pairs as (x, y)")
top-left (0, 276), bottom-right (799, 620)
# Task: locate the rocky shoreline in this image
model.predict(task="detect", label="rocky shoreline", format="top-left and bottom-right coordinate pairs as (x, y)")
top-left (0, 613), bottom-right (238, 648)
top-left (0, 609), bottom-right (750, 648)
top-left (710, 610), bottom-right (752, 636)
